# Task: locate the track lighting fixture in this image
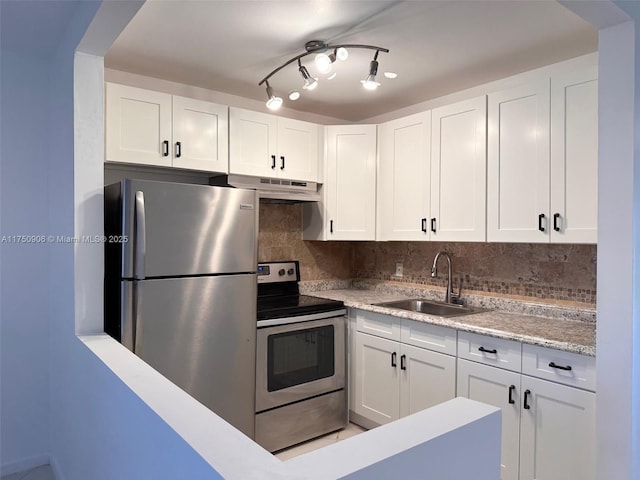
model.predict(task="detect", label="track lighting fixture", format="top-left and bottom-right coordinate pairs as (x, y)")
top-left (258, 40), bottom-right (390, 109)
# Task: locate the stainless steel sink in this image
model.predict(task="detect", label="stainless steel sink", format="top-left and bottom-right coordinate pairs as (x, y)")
top-left (374, 299), bottom-right (487, 318)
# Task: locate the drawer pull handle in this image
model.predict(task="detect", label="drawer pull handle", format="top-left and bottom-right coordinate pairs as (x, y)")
top-left (524, 389), bottom-right (531, 410)
top-left (391, 352), bottom-right (397, 368)
top-left (400, 354), bottom-right (407, 370)
top-left (549, 361), bottom-right (572, 371)
top-left (421, 218), bottom-right (427, 233)
top-left (478, 346), bottom-right (498, 354)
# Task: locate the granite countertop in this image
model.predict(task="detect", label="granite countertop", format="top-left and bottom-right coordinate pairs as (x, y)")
top-left (306, 288), bottom-right (596, 356)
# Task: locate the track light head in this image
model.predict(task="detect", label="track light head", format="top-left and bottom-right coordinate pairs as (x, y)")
top-left (299, 64), bottom-right (318, 91)
top-left (361, 58), bottom-right (380, 91)
top-left (265, 82), bottom-right (283, 110)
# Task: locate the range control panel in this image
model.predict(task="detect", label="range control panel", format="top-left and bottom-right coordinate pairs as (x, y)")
top-left (257, 261), bottom-right (300, 284)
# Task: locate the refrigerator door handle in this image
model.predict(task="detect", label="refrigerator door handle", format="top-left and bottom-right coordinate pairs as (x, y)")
top-left (121, 281), bottom-right (136, 351)
top-left (121, 281), bottom-right (141, 354)
top-left (134, 191), bottom-right (146, 280)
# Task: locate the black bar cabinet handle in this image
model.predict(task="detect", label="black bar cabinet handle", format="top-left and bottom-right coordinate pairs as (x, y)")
top-left (271, 155), bottom-right (276, 169)
top-left (508, 385), bottom-right (516, 404)
top-left (400, 354), bottom-right (406, 370)
top-left (280, 155), bottom-right (285, 170)
top-left (538, 213), bottom-right (546, 232)
top-left (330, 220), bottom-right (333, 234)
top-left (391, 352), bottom-right (397, 368)
top-left (523, 389), bottom-right (531, 410)
top-left (175, 141), bottom-right (181, 158)
top-left (549, 361), bottom-right (572, 371)
top-left (478, 346), bottom-right (498, 354)
top-left (162, 140), bottom-right (169, 157)
top-left (553, 213), bottom-right (561, 232)
top-left (421, 218), bottom-right (427, 233)
top-left (430, 218), bottom-right (437, 233)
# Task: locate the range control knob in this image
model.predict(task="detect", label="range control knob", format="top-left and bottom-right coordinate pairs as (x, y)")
top-left (278, 269), bottom-right (285, 276)
top-left (287, 268), bottom-right (295, 275)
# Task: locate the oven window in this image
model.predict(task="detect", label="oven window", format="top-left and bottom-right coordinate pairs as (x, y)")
top-left (267, 325), bottom-right (335, 392)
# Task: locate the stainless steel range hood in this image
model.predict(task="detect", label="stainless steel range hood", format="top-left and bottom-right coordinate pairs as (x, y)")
top-left (210, 174), bottom-right (320, 202)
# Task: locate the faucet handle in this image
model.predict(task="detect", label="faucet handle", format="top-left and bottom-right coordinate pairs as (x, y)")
top-left (450, 279), bottom-right (463, 305)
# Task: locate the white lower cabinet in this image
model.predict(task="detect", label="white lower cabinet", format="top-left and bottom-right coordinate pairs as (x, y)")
top-left (519, 375), bottom-right (596, 480)
top-left (354, 332), bottom-right (456, 425)
top-left (457, 355), bottom-right (596, 480)
top-left (352, 311), bottom-right (456, 426)
top-left (457, 359), bottom-right (521, 480)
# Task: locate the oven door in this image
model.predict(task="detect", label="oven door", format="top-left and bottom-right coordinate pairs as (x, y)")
top-left (256, 314), bottom-right (346, 412)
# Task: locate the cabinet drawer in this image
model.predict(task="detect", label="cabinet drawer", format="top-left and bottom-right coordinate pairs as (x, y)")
top-left (458, 331), bottom-right (522, 372)
top-left (400, 319), bottom-right (457, 355)
top-left (522, 344), bottom-right (596, 391)
top-left (356, 310), bottom-right (401, 341)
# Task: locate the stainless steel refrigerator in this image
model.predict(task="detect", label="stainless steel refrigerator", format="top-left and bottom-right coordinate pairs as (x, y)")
top-left (104, 179), bottom-right (258, 438)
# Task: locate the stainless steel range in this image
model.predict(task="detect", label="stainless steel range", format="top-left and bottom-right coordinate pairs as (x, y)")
top-left (255, 261), bottom-right (347, 452)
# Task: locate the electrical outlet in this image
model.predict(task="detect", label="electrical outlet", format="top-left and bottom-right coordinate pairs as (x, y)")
top-left (395, 262), bottom-right (403, 277)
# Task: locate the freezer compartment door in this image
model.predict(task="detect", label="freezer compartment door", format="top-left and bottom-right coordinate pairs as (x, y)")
top-left (120, 179), bottom-right (257, 278)
top-left (132, 274), bottom-right (256, 438)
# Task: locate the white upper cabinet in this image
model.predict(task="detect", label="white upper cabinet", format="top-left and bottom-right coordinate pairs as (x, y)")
top-left (105, 83), bottom-right (228, 173)
top-left (229, 107), bottom-right (318, 182)
top-left (487, 80), bottom-right (551, 242)
top-left (550, 67), bottom-right (598, 243)
top-left (227, 108), bottom-right (276, 177)
top-left (430, 96), bottom-right (487, 242)
top-left (378, 97), bottom-right (486, 242)
top-left (488, 66), bottom-right (598, 244)
top-left (303, 125), bottom-right (377, 241)
top-left (377, 112), bottom-right (431, 241)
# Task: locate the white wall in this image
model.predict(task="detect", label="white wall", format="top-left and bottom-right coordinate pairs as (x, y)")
top-left (0, 49), bottom-right (52, 475)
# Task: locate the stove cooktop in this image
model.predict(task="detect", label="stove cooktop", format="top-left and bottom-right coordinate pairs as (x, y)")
top-left (257, 294), bottom-right (344, 321)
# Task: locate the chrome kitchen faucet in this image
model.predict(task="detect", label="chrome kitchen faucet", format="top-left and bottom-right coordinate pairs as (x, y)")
top-left (431, 251), bottom-right (459, 304)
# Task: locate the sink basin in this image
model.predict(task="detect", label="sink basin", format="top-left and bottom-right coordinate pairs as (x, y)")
top-left (374, 299), bottom-right (487, 318)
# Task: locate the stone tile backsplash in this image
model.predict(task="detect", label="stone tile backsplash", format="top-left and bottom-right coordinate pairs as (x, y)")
top-left (258, 203), bottom-right (597, 307)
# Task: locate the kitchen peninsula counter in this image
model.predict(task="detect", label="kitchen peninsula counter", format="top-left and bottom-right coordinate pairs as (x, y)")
top-left (304, 287), bottom-right (596, 356)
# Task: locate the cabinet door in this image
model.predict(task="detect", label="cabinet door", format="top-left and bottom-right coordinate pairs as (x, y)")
top-left (171, 96), bottom-right (228, 173)
top-left (325, 125), bottom-right (377, 240)
top-left (229, 108), bottom-right (277, 177)
top-left (457, 359), bottom-right (521, 480)
top-left (399, 344), bottom-right (455, 417)
top-left (353, 332), bottom-right (400, 425)
top-left (488, 80), bottom-right (550, 242)
top-left (105, 83), bottom-right (172, 167)
top-left (431, 97), bottom-right (487, 241)
top-left (519, 375), bottom-right (596, 480)
top-left (377, 112), bottom-right (431, 240)
top-left (277, 117), bottom-right (318, 182)
top-left (550, 67), bottom-right (598, 244)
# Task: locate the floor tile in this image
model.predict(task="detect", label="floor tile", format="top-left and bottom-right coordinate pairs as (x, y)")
top-left (275, 423), bottom-right (367, 461)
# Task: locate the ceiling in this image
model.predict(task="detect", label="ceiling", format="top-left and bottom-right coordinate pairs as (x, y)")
top-left (105, 0), bottom-right (598, 122)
